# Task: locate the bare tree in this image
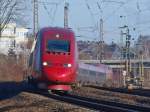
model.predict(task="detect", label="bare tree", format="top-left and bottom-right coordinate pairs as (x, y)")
top-left (0, 0), bottom-right (27, 37)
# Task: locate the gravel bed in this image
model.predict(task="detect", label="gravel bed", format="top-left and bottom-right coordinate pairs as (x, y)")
top-left (73, 86), bottom-right (150, 107)
top-left (0, 92), bottom-right (96, 112)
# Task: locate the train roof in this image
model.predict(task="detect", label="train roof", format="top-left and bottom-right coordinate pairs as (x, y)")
top-left (39, 27), bottom-right (74, 34)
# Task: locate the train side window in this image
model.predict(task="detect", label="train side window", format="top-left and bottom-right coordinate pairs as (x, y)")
top-left (82, 69), bottom-right (88, 74)
top-left (89, 71), bottom-right (96, 76)
top-left (79, 68), bottom-right (88, 75)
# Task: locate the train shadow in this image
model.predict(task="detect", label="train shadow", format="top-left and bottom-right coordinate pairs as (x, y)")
top-left (0, 81), bottom-right (28, 100)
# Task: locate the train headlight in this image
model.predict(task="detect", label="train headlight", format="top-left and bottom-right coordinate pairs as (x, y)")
top-left (63, 63), bottom-right (72, 68)
top-left (56, 34), bottom-right (60, 38)
top-left (68, 63), bottom-right (72, 67)
top-left (43, 62), bottom-right (48, 66)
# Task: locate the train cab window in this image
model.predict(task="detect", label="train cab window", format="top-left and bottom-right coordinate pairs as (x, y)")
top-left (46, 40), bottom-right (70, 53)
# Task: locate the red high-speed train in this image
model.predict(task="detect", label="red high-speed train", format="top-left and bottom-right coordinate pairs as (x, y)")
top-left (27, 27), bottom-right (78, 91)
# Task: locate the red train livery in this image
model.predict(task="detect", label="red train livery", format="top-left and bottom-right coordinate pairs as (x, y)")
top-left (28, 27), bottom-right (78, 91)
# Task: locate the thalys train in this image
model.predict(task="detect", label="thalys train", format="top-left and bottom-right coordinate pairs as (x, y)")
top-left (77, 63), bottom-right (113, 87)
top-left (27, 27), bottom-right (78, 91)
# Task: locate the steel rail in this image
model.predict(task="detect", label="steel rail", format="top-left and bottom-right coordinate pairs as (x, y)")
top-left (86, 85), bottom-right (150, 97)
top-left (27, 89), bottom-right (150, 112)
top-left (66, 93), bottom-right (150, 112)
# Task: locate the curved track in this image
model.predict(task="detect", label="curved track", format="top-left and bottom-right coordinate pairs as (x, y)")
top-left (27, 89), bottom-right (150, 112)
top-left (86, 85), bottom-right (150, 97)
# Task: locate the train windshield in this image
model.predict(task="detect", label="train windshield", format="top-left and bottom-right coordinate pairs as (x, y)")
top-left (47, 40), bottom-right (70, 53)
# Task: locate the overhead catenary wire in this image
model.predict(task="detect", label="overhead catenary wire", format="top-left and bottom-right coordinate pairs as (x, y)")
top-left (106, 0), bottom-right (150, 32)
top-left (75, 0), bottom-right (99, 40)
top-left (104, 0), bottom-right (130, 23)
top-left (84, 0), bottom-right (97, 27)
top-left (36, 0), bottom-right (150, 42)
top-left (87, 0), bottom-right (130, 38)
top-left (97, 0), bottom-right (150, 38)
top-left (102, 0), bottom-right (124, 4)
top-left (42, 2), bottom-right (53, 25)
top-left (51, 5), bottom-right (58, 26)
top-left (50, 1), bottom-right (139, 39)
top-left (38, 0), bottom-right (61, 26)
top-left (97, 2), bottom-right (103, 14)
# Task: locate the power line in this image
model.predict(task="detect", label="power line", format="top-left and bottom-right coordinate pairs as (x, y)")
top-left (38, 1), bottom-right (59, 5)
top-left (97, 2), bottom-right (103, 15)
top-left (136, 0), bottom-right (141, 12)
top-left (125, 7), bottom-right (150, 17)
top-left (41, 0), bottom-right (59, 26)
top-left (77, 26), bottom-right (97, 32)
top-left (102, 0), bottom-right (124, 4)
top-left (51, 4), bottom-right (58, 26)
top-left (104, 0), bottom-right (130, 22)
top-left (84, 0), bottom-right (97, 26)
top-left (42, 2), bottom-right (53, 25)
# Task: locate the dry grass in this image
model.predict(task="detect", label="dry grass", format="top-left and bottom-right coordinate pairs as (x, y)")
top-left (0, 54), bottom-right (25, 82)
top-left (0, 92), bottom-right (94, 112)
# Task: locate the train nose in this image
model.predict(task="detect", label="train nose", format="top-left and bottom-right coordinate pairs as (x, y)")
top-left (42, 61), bottom-right (72, 68)
top-left (43, 68), bottom-right (75, 82)
top-left (63, 63), bottom-right (72, 68)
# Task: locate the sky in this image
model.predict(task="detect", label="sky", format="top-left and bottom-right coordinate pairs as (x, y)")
top-left (25, 0), bottom-right (150, 44)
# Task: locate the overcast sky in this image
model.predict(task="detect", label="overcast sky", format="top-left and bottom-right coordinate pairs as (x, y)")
top-left (26, 0), bottom-right (150, 44)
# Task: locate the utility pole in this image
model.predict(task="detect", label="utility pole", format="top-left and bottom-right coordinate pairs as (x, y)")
top-left (33, 0), bottom-right (39, 36)
top-left (119, 25), bottom-right (132, 89)
top-left (64, 1), bottom-right (69, 28)
top-left (136, 39), bottom-right (144, 88)
top-left (125, 27), bottom-right (131, 83)
top-left (119, 26), bottom-right (127, 87)
top-left (120, 30), bottom-right (125, 87)
top-left (140, 51), bottom-right (144, 88)
top-left (99, 18), bottom-right (104, 63)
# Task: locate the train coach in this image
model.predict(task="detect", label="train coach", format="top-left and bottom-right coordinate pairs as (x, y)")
top-left (77, 63), bottom-right (113, 87)
top-left (27, 27), bottom-right (78, 92)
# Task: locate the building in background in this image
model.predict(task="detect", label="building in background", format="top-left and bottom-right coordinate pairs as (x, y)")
top-left (0, 23), bottom-right (29, 55)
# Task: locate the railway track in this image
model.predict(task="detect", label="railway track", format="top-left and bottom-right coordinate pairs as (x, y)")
top-left (1, 81), bottom-right (150, 111)
top-left (85, 85), bottom-right (150, 97)
top-left (27, 89), bottom-right (150, 112)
